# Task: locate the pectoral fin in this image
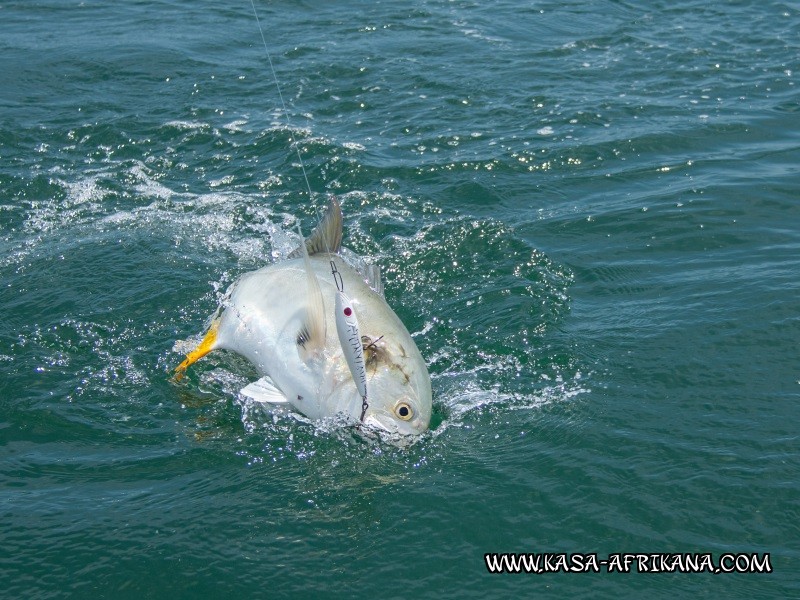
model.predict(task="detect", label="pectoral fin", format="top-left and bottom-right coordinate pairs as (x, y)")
top-left (240, 377), bottom-right (289, 404)
top-left (295, 225), bottom-right (327, 362)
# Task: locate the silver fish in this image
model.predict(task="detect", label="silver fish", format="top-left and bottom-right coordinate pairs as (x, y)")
top-left (175, 198), bottom-right (432, 437)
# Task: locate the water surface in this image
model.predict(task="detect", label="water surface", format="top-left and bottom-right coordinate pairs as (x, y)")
top-left (1, 1), bottom-right (798, 597)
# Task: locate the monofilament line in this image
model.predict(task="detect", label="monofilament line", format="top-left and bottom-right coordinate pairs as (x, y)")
top-left (249, 0), bottom-right (315, 203)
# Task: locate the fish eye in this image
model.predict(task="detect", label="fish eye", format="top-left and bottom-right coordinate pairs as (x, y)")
top-left (394, 402), bottom-right (413, 421)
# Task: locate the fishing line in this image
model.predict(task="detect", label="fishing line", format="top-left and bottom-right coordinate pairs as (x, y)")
top-left (249, 0), bottom-right (315, 207)
top-left (249, 0), bottom-right (370, 423)
top-left (249, 0), bottom-right (333, 258)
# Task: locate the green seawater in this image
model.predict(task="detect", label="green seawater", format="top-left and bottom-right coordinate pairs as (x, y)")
top-left (1, 1), bottom-right (798, 598)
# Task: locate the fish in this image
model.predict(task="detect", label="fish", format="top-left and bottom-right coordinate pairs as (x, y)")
top-left (174, 197), bottom-right (432, 438)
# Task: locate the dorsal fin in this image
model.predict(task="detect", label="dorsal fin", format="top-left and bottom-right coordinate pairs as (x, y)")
top-left (365, 263), bottom-right (384, 297)
top-left (288, 197), bottom-right (343, 258)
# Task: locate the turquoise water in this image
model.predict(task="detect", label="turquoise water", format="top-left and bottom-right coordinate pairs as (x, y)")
top-left (2, 0), bottom-right (798, 597)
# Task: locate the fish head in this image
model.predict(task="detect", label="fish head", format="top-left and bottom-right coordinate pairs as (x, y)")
top-left (357, 335), bottom-right (432, 438)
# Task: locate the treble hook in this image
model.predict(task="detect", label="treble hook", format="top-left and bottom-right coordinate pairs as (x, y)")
top-left (364, 335), bottom-right (384, 352)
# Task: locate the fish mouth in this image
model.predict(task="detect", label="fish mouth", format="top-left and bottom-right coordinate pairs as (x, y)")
top-left (358, 419), bottom-right (420, 448)
top-left (361, 411), bottom-right (428, 444)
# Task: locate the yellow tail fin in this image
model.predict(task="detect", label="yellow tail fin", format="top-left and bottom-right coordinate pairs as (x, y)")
top-left (173, 319), bottom-right (220, 380)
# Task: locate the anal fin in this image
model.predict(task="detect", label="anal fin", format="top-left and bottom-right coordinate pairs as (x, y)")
top-left (240, 377), bottom-right (289, 404)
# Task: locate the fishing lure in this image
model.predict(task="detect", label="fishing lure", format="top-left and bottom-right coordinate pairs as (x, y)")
top-left (330, 260), bottom-right (369, 421)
